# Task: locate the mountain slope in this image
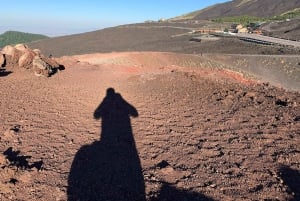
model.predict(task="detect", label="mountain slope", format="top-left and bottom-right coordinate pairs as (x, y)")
top-left (261, 18), bottom-right (300, 41)
top-left (0, 31), bottom-right (49, 48)
top-left (27, 24), bottom-right (190, 56)
top-left (174, 0), bottom-right (300, 20)
top-left (27, 22), bottom-right (299, 57)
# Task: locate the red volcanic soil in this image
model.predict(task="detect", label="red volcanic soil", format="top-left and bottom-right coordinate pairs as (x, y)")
top-left (0, 52), bottom-right (299, 201)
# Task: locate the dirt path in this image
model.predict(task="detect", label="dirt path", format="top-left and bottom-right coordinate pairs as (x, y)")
top-left (0, 52), bottom-right (299, 201)
top-left (236, 33), bottom-right (300, 48)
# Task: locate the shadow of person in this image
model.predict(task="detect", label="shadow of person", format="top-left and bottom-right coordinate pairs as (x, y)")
top-left (278, 165), bottom-right (300, 201)
top-left (67, 88), bottom-right (145, 201)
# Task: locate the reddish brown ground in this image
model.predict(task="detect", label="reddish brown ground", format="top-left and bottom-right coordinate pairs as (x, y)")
top-left (0, 52), bottom-right (299, 201)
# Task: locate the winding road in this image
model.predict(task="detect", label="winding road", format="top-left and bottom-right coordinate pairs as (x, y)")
top-left (236, 33), bottom-right (300, 48)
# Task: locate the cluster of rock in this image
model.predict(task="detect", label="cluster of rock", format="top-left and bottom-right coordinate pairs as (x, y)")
top-left (0, 44), bottom-right (60, 77)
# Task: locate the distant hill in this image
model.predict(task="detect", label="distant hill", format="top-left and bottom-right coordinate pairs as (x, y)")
top-left (0, 31), bottom-right (49, 48)
top-left (26, 0), bottom-right (300, 57)
top-left (172, 0), bottom-right (300, 20)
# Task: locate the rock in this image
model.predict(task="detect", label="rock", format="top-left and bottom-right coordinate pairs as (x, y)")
top-left (202, 149), bottom-right (224, 158)
top-left (275, 98), bottom-right (288, 107)
top-left (245, 91), bottom-right (257, 101)
top-left (0, 154), bottom-right (6, 165)
top-left (158, 167), bottom-right (191, 184)
top-left (197, 182), bottom-right (208, 187)
top-left (10, 125), bottom-right (21, 133)
top-left (249, 184), bottom-right (263, 192)
top-left (18, 49), bottom-right (36, 68)
top-left (1, 45), bottom-right (16, 56)
top-left (14, 44), bottom-right (28, 52)
top-left (0, 54), bottom-right (5, 67)
top-left (32, 56), bottom-right (53, 77)
top-left (1, 45), bottom-right (22, 66)
top-left (8, 178), bottom-right (18, 185)
top-left (1, 44), bottom-right (60, 76)
top-left (33, 56), bottom-right (47, 69)
top-left (33, 49), bottom-right (41, 55)
top-left (156, 160), bottom-right (170, 169)
top-left (42, 56), bottom-right (60, 68)
top-left (160, 167), bottom-right (175, 175)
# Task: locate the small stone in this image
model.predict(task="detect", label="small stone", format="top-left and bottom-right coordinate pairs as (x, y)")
top-left (275, 98), bottom-right (288, 107)
top-left (0, 154), bottom-right (7, 165)
top-left (156, 160), bottom-right (170, 169)
top-left (249, 184), bottom-right (263, 192)
top-left (198, 183), bottom-right (207, 187)
top-left (294, 116), bottom-right (300, 122)
top-left (9, 178), bottom-right (18, 185)
top-left (10, 125), bottom-right (21, 133)
top-left (160, 167), bottom-right (175, 175)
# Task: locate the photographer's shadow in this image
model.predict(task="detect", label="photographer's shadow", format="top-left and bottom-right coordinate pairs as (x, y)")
top-left (67, 88), bottom-right (215, 201)
top-left (67, 88), bottom-right (145, 201)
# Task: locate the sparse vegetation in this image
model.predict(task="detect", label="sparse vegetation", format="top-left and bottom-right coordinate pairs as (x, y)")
top-left (213, 15), bottom-right (266, 26)
top-left (212, 8), bottom-right (300, 26)
top-left (0, 31), bottom-right (49, 48)
top-left (213, 8), bottom-right (300, 35)
top-left (271, 8), bottom-right (300, 20)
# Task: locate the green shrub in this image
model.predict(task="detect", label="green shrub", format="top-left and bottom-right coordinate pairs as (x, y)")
top-left (213, 15), bottom-right (265, 26)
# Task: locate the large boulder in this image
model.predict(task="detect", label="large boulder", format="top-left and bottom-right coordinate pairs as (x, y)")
top-left (1, 45), bottom-right (22, 67)
top-left (42, 56), bottom-right (60, 68)
top-left (1, 45), bottom-right (16, 56)
top-left (18, 49), bottom-right (36, 69)
top-left (33, 49), bottom-right (41, 55)
top-left (32, 55), bottom-right (53, 77)
top-left (15, 44), bottom-right (28, 52)
top-left (0, 44), bottom-right (61, 77)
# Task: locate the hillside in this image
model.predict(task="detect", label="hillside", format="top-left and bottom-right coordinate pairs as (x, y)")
top-left (173, 0), bottom-right (300, 20)
top-left (0, 31), bottom-right (49, 48)
top-left (261, 18), bottom-right (300, 41)
top-left (27, 23), bottom-right (300, 57)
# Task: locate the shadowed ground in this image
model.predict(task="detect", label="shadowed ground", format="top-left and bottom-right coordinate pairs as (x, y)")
top-left (68, 88), bottom-right (145, 201)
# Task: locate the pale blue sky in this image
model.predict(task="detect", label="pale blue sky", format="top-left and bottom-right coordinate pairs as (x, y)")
top-left (0, 0), bottom-right (228, 36)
